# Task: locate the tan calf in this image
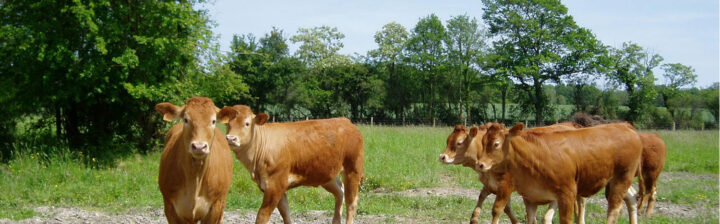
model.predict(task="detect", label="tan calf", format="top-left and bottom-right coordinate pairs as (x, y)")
top-left (636, 132), bottom-right (666, 216)
top-left (218, 105), bottom-right (364, 224)
top-left (156, 97), bottom-right (234, 224)
top-left (439, 122), bottom-right (577, 224)
top-left (479, 122), bottom-right (642, 224)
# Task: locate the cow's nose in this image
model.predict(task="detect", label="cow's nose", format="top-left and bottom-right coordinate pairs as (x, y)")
top-left (192, 142), bottom-right (208, 150)
top-left (439, 154), bottom-right (446, 162)
top-left (226, 135), bottom-right (237, 142)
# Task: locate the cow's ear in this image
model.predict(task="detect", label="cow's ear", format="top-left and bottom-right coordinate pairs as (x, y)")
top-left (218, 106), bottom-right (238, 124)
top-left (469, 126), bottom-right (479, 138)
top-left (254, 113), bottom-right (269, 125)
top-left (509, 123), bottom-right (524, 135)
top-left (155, 102), bottom-right (183, 122)
top-left (478, 124), bottom-right (488, 131)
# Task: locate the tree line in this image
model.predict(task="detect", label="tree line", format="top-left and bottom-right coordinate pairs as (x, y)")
top-left (0, 0), bottom-right (716, 160)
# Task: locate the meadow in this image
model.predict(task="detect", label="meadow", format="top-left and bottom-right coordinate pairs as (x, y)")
top-left (0, 125), bottom-right (717, 223)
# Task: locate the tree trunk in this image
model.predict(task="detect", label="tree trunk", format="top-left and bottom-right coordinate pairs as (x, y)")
top-left (55, 103), bottom-right (62, 139)
top-left (534, 79), bottom-right (545, 126)
top-left (64, 104), bottom-right (81, 148)
top-left (501, 86), bottom-right (507, 123)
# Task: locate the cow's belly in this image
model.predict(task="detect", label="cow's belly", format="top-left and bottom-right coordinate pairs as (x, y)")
top-left (513, 175), bottom-right (556, 204)
top-left (172, 191), bottom-right (211, 221)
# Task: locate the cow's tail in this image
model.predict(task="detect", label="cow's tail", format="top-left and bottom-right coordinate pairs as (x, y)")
top-left (635, 160), bottom-right (645, 201)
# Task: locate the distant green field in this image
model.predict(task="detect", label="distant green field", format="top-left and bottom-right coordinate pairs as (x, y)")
top-left (1, 126), bottom-right (717, 223)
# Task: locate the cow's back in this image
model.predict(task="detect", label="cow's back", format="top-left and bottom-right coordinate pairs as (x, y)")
top-left (266, 117), bottom-right (363, 187)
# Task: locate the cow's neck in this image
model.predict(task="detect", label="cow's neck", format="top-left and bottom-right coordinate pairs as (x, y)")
top-left (236, 125), bottom-right (270, 182)
top-left (505, 135), bottom-right (546, 177)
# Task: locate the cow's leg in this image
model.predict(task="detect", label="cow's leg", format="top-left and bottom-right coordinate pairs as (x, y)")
top-left (605, 179), bottom-right (632, 224)
top-left (645, 185), bottom-right (658, 217)
top-left (491, 188), bottom-right (514, 224)
top-left (470, 187), bottom-right (491, 224)
top-left (201, 198), bottom-right (226, 224)
top-left (623, 188), bottom-right (638, 224)
top-left (277, 193), bottom-right (292, 224)
top-left (342, 170), bottom-right (363, 224)
top-left (256, 183), bottom-right (286, 224)
top-left (575, 197), bottom-right (586, 224)
top-left (163, 200), bottom-right (181, 224)
top-left (504, 203), bottom-right (520, 224)
top-left (543, 201), bottom-right (556, 224)
top-left (557, 192), bottom-right (576, 224)
top-left (523, 200), bottom-right (538, 224)
top-left (321, 177), bottom-right (344, 224)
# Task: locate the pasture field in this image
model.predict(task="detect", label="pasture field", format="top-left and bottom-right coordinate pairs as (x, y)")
top-left (0, 126), bottom-right (717, 223)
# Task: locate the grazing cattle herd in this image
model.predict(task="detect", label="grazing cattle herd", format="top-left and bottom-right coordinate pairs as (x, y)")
top-left (156, 97), bottom-right (666, 224)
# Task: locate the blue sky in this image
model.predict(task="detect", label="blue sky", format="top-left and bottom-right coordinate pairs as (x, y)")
top-left (206, 0), bottom-right (718, 87)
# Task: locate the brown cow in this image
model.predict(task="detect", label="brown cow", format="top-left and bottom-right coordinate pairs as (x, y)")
top-left (156, 97), bottom-right (234, 223)
top-left (439, 122), bottom-right (577, 224)
top-left (636, 132), bottom-right (666, 216)
top-left (478, 122), bottom-right (642, 224)
top-left (218, 105), bottom-right (364, 224)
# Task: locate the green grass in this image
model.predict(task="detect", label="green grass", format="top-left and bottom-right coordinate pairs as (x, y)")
top-left (1, 126), bottom-right (718, 223)
top-left (653, 130), bottom-right (719, 173)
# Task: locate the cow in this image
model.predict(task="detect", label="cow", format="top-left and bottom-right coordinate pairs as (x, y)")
top-left (156, 97), bottom-right (234, 224)
top-left (218, 105), bottom-right (364, 224)
top-left (438, 122), bottom-right (577, 224)
top-left (636, 132), bottom-right (666, 217)
top-left (478, 122), bottom-right (642, 224)
top-left (573, 117), bottom-right (668, 218)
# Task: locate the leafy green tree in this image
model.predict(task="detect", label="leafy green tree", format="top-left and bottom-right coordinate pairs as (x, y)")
top-left (658, 63), bottom-right (697, 130)
top-left (0, 0), bottom-right (248, 156)
top-left (228, 28), bottom-right (296, 112)
top-left (482, 0), bottom-right (605, 125)
top-left (605, 42), bottom-right (663, 124)
top-left (405, 14), bottom-right (448, 121)
top-left (369, 22), bottom-right (413, 122)
top-left (291, 26), bottom-right (345, 66)
top-left (445, 15), bottom-right (487, 123)
top-left (700, 83), bottom-right (719, 125)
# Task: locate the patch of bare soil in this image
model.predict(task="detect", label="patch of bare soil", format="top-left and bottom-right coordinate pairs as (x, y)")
top-left (0, 207), bottom-right (422, 224)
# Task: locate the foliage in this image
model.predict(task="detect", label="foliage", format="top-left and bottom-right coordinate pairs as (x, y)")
top-left (291, 26), bottom-right (345, 66)
top-left (228, 28), bottom-right (299, 111)
top-left (404, 14), bottom-right (448, 121)
top-left (482, 0), bottom-right (605, 125)
top-left (445, 15), bottom-right (488, 123)
top-left (0, 0), bottom-right (248, 160)
top-left (605, 42), bottom-right (663, 123)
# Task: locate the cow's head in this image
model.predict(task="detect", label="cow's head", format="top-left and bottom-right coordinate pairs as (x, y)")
top-left (476, 122), bottom-right (519, 172)
top-left (439, 124), bottom-right (486, 167)
top-left (155, 97), bottom-right (220, 159)
top-left (217, 105), bottom-right (268, 149)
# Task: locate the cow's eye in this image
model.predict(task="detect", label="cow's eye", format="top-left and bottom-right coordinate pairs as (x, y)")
top-left (211, 119), bottom-right (216, 125)
top-left (184, 118), bottom-right (189, 123)
top-left (245, 122), bottom-right (250, 127)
